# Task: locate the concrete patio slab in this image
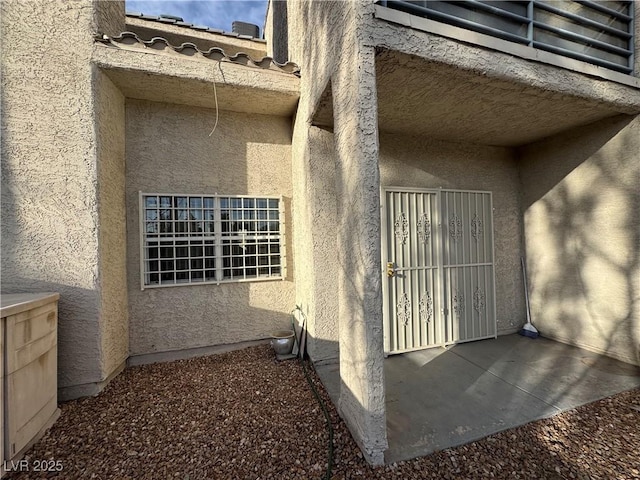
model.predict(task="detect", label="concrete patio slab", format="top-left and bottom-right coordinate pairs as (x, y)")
top-left (314, 334), bottom-right (640, 464)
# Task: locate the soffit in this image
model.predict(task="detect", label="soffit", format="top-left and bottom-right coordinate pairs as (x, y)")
top-left (93, 33), bottom-right (299, 117)
top-left (313, 49), bottom-right (638, 147)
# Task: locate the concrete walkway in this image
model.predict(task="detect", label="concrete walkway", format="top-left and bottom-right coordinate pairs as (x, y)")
top-left (315, 335), bottom-right (640, 464)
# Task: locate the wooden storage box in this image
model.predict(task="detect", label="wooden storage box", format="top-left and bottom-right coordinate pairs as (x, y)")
top-left (0, 293), bottom-right (60, 470)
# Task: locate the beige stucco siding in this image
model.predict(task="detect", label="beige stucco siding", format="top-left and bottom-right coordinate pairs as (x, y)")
top-left (519, 115), bottom-right (640, 366)
top-left (290, 124), bottom-right (340, 364)
top-left (1, 0), bottom-right (103, 391)
top-left (95, 69), bottom-right (129, 378)
top-left (379, 134), bottom-right (524, 333)
top-left (125, 99), bottom-right (295, 355)
top-left (287, 1), bottom-right (389, 464)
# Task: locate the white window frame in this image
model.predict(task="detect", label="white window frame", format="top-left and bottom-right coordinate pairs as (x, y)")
top-left (139, 192), bottom-right (285, 290)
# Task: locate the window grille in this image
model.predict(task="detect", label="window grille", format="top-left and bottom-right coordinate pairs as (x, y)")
top-left (379, 1), bottom-right (635, 74)
top-left (140, 193), bottom-right (284, 288)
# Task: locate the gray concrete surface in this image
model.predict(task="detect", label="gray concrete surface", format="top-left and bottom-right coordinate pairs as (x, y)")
top-left (315, 334), bottom-right (640, 464)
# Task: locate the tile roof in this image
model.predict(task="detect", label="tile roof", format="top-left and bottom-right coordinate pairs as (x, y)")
top-left (125, 12), bottom-right (266, 43)
top-left (95, 32), bottom-right (300, 75)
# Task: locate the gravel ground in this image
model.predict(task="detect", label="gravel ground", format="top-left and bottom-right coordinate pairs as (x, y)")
top-left (7, 345), bottom-right (639, 479)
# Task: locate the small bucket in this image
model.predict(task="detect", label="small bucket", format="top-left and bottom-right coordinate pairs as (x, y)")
top-left (271, 330), bottom-right (295, 355)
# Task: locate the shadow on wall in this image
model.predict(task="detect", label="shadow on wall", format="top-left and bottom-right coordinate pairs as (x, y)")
top-left (124, 99), bottom-right (295, 356)
top-left (0, 276), bottom-right (103, 392)
top-left (518, 114), bottom-right (639, 366)
top-left (132, 285), bottom-right (294, 354)
top-left (1, 83), bottom-right (104, 392)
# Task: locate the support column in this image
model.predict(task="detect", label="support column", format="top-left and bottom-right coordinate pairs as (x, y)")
top-left (332, 45), bottom-right (388, 465)
top-left (1, 0), bottom-right (127, 400)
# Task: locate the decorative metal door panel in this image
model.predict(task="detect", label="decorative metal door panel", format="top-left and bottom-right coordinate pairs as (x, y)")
top-left (441, 191), bottom-right (496, 344)
top-left (382, 190), bottom-right (443, 354)
top-left (382, 188), bottom-right (496, 355)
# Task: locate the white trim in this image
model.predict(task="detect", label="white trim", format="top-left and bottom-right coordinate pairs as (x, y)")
top-left (489, 192), bottom-right (498, 340)
top-left (139, 190), bottom-right (146, 291)
top-left (141, 276), bottom-right (283, 290)
top-left (279, 195), bottom-right (287, 280)
top-left (380, 187), bottom-right (390, 353)
top-left (139, 192), bottom-right (284, 289)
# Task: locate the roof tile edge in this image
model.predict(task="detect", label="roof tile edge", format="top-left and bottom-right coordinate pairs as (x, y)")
top-left (95, 32), bottom-right (300, 76)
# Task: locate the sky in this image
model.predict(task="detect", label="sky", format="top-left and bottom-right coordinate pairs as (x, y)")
top-left (126, 1), bottom-right (269, 35)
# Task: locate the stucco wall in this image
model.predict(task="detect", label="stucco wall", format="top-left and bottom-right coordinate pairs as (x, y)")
top-left (519, 115), bottom-right (640, 366)
top-left (94, 0), bottom-right (125, 37)
top-left (125, 99), bottom-right (295, 355)
top-left (287, 0), bottom-right (388, 465)
top-left (290, 122), bottom-right (340, 364)
top-left (95, 70), bottom-right (129, 378)
top-left (1, 0), bottom-right (103, 392)
top-left (379, 134), bottom-right (524, 333)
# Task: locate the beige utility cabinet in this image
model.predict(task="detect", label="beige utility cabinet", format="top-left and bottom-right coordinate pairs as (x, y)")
top-left (0, 293), bottom-right (60, 468)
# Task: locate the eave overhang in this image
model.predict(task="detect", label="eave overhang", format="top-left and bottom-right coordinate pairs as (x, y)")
top-left (313, 19), bottom-right (640, 147)
top-left (92, 33), bottom-right (300, 117)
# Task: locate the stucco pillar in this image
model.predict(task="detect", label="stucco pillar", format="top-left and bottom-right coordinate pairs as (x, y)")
top-left (332, 45), bottom-right (388, 465)
top-left (93, 0), bottom-right (125, 37)
top-left (1, 0), bottom-right (128, 400)
top-left (93, 0), bottom-right (128, 390)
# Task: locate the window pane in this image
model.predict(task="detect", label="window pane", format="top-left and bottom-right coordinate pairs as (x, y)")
top-left (176, 271), bottom-right (189, 282)
top-left (146, 222), bottom-right (158, 234)
top-left (176, 259), bottom-right (189, 271)
top-left (142, 193), bottom-right (282, 286)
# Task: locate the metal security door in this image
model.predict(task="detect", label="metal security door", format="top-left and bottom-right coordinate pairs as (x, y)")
top-left (382, 189), bottom-right (443, 354)
top-left (441, 190), bottom-right (496, 344)
top-left (382, 188), bottom-right (496, 355)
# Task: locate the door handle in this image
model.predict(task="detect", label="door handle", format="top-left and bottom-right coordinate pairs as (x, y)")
top-left (386, 262), bottom-right (397, 278)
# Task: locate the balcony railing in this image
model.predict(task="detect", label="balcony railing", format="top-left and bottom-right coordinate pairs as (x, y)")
top-left (379, 1), bottom-right (635, 74)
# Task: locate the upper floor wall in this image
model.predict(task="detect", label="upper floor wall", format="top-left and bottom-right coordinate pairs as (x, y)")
top-left (378, 1), bottom-right (637, 76)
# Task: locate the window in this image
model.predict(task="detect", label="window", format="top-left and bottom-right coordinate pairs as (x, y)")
top-left (140, 193), bottom-right (284, 288)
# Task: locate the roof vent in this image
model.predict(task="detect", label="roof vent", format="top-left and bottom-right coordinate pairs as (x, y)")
top-left (232, 21), bottom-right (260, 38)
